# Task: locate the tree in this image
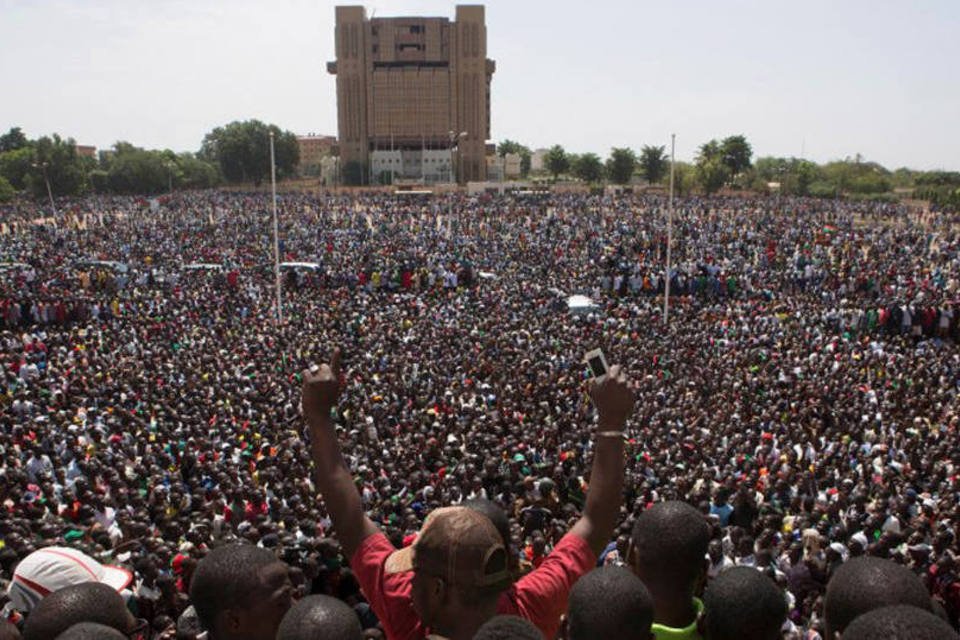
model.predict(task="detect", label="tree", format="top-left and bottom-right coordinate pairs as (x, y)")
top-left (89, 169), bottom-right (109, 193)
top-left (639, 145), bottom-right (668, 184)
top-left (106, 145), bottom-right (170, 194)
top-left (696, 157), bottom-right (729, 194)
top-left (496, 139), bottom-right (526, 157)
top-left (200, 120), bottom-right (299, 186)
top-left (544, 145), bottom-right (569, 182)
top-left (672, 161), bottom-right (695, 196)
top-left (695, 140), bottom-right (729, 194)
top-left (915, 171), bottom-right (960, 187)
top-left (0, 176), bottom-right (14, 202)
top-left (0, 127), bottom-right (28, 153)
top-left (891, 167), bottom-right (916, 189)
top-left (606, 147), bottom-right (636, 185)
top-left (754, 156), bottom-right (821, 196)
top-left (820, 157), bottom-right (892, 196)
top-left (29, 134), bottom-right (89, 197)
top-left (175, 153), bottom-right (219, 190)
top-left (573, 153), bottom-right (604, 183)
top-left (519, 154), bottom-right (531, 178)
top-left (720, 135), bottom-right (752, 177)
top-left (0, 147), bottom-right (35, 190)
top-left (794, 160), bottom-right (819, 196)
top-left (497, 140), bottom-right (533, 178)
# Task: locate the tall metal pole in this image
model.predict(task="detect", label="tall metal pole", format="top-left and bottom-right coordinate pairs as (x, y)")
top-left (34, 162), bottom-right (56, 216)
top-left (44, 171), bottom-right (56, 216)
top-left (269, 132), bottom-right (283, 324)
top-left (447, 131), bottom-right (466, 236)
top-left (448, 132), bottom-right (455, 229)
top-left (663, 133), bottom-right (676, 324)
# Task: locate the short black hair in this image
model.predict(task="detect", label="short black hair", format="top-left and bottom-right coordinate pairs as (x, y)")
top-left (631, 501), bottom-right (709, 589)
top-left (472, 615), bottom-right (543, 640)
top-left (54, 622), bottom-right (128, 640)
top-left (276, 595), bottom-right (362, 640)
top-left (823, 557), bottom-right (932, 637)
top-left (189, 544), bottom-right (284, 636)
top-left (568, 567), bottom-right (653, 640)
top-left (842, 605), bottom-right (958, 640)
top-left (23, 583), bottom-right (130, 640)
top-left (703, 567), bottom-right (786, 640)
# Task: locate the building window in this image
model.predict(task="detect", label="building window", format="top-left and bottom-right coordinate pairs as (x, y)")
top-left (372, 44), bottom-right (378, 53)
top-left (372, 26), bottom-right (378, 36)
top-left (409, 25), bottom-right (422, 34)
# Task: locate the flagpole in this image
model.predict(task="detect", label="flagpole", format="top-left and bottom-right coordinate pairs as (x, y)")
top-left (664, 133), bottom-right (675, 324)
top-left (269, 131), bottom-right (283, 325)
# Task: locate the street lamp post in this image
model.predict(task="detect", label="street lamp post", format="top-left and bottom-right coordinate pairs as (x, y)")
top-left (447, 131), bottom-right (468, 238)
top-left (448, 130), bottom-right (468, 185)
top-left (269, 132), bottom-right (283, 325)
top-left (777, 165), bottom-right (787, 211)
top-left (32, 162), bottom-right (57, 216)
top-left (663, 134), bottom-right (676, 325)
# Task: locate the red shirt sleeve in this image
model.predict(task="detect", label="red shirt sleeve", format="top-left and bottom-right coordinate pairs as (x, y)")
top-left (498, 532), bottom-right (597, 640)
top-left (349, 532), bottom-right (425, 640)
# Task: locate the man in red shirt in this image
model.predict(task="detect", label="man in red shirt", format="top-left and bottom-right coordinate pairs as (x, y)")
top-left (302, 349), bottom-right (634, 640)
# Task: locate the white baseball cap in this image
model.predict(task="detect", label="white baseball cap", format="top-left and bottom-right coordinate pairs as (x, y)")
top-left (7, 546), bottom-right (133, 612)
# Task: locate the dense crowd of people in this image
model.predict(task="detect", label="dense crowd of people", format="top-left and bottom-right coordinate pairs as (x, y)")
top-left (0, 189), bottom-right (958, 639)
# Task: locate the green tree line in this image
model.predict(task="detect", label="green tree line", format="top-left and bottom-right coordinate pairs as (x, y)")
top-left (0, 120), bottom-right (299, 202)
top-left (497, 135), bottom-right (959, 209)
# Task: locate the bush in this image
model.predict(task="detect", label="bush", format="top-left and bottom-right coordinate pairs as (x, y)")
top-left (808, 181), bottom-right (837, 198)
top-left (915, 187), bottom-right (960, 211)
top-left (847, 173), bottom-right (891, 194)
top-left (847, 192), bottom-right (897, 203)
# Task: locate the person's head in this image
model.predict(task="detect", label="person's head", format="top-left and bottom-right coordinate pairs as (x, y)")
top-left (473, 616), bottom-right (543, 640)
top-left (823, 557), bottom-right (932, 638)
top-left (7, 546), bottom-right (133, 613)
top-left (707, 539), bottom-right (724, 564)
top-left (385, 506), bottom-right (511, 636)
top-left (564, 567), bottom-right (653, 640)
top-left (629, 501), bottom-right (709, 598)
top-left (276, 595), bottom-right (362, 640)
top-left (54, 623), bottom-right (128, 640)
top-left (22, 582), bottom-right (139, 640)
top-left (189, 544), bottom-right (293, 640)
top-left (702, 567), bottom-right (786, 640)
top-left (841, 604), bottom-right (958, 640)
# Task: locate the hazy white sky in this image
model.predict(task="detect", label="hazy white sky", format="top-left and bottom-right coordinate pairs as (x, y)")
top-left (1, 0), bottom-right (958, 169)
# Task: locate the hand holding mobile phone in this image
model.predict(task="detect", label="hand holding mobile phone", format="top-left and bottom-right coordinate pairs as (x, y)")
top-left (583, 348), bottom-right (609, 380)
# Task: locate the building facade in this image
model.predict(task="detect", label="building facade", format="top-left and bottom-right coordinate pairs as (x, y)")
top-left (328, 5), bottom-right (495, 184)
top-left (296, 134), bottom-right (337, 174)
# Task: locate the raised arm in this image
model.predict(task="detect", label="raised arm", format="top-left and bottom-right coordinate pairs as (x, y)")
top-left (301, 349), bottom-right (379, 559)
top-left (570, 364), bottom-right (634, 557)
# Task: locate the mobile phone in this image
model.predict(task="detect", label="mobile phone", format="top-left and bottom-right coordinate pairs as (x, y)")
top-left (584, 349), bottom-right (609, 379)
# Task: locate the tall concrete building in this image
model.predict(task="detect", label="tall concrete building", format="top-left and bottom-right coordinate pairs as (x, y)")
top-left (327, 5), bottom-right (495, 184)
